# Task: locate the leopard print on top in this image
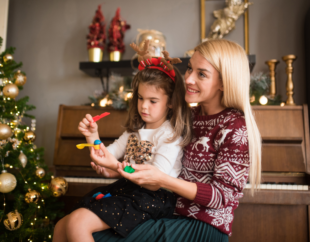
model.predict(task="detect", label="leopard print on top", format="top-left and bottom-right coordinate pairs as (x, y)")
top-left (124, 134), bottom-right (154, 164)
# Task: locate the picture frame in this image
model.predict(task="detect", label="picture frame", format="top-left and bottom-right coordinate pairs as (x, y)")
top-left (200, 0), bottom-right (250, 54)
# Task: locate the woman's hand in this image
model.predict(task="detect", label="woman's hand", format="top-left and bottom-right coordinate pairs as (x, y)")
top-left (117, 163), bottom-right (164, 190)
top-left (78, 114), bottom-right (98, 138)
top-left (90, 162), bottom-right (121, 178)
top-left (90, 143), bottom-right (119, 171)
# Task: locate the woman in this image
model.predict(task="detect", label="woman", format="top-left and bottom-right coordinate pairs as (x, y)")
top-left (92, 39), bottom-right (261, 242)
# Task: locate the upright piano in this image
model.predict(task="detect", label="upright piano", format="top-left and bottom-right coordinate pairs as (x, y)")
top-left (53, 105), bottom-right (310, 242)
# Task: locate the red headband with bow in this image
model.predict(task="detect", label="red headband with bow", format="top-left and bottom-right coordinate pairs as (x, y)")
top-left (130, 40), bottom-right (182, 82)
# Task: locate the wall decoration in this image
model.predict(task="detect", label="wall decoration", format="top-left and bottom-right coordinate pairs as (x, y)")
top-left (201, 0), bottom-right (252, 54)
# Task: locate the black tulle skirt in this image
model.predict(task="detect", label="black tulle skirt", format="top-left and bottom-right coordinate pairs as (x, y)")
top-left (73, 178), bottom-right (176, 237)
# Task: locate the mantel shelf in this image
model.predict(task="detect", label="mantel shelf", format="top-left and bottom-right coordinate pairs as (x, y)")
top-left (79, 57), bottom-right (190, 77)
top-left (79, 55), bottom-right (255, 92)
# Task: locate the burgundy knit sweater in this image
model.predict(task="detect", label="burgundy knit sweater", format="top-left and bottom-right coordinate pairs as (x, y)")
top-left (175, 107), bottom-right (250, 236)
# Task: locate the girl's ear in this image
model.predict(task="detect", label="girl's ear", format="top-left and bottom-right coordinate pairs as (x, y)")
top-left (168, 104), bottom-right (173, 109)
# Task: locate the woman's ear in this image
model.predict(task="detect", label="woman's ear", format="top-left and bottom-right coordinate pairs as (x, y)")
top-left (219, 79), bottom-right (224, 91)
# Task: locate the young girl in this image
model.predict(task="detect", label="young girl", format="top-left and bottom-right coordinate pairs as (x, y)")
top-left (52, 43), bottom-right (192, 242)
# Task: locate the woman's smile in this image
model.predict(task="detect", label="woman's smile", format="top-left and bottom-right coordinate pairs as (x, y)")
top-left (186, 87), bottom-right (199, 94)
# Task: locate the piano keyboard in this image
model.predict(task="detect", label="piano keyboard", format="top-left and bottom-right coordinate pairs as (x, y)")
top-left (64, 178), bottom-right (309, 191)
top-left (64, 177), bottom-right (118, 184)
top-left (245, 183), bottom-right (309, 190)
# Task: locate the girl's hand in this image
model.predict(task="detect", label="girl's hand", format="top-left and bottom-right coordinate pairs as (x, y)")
top-left (90, 162), bottom-right (121, 178)
top-left (90, 143), bottom-right (119, 171)
top-left (78, 114), bottom-right (98, 138)
top-left (117, 163), bottom-right (164, 189)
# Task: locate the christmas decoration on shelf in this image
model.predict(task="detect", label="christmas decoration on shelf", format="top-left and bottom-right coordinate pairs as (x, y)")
top-left (87, 5), bottom-right (106, 62)
top-left (50, 177), bottom-right (68, 197)
top-left (250, 72), bottom-right (281, 106)
top-left (135, 29), bottom-right (166, 58)
top-left (3, 210), bottom-right (23, 231)
top-left (86, 75), bottom-right (133, 109)
top-left (0, 37), bottom-right (64, 240)
top-left (107, 8), bottom-right (131, 61)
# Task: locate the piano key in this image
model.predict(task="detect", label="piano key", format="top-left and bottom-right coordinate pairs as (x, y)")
top-left (64, 177), bottom-right (118, 184)
top-left (244, 183), bottom-right (308, 191)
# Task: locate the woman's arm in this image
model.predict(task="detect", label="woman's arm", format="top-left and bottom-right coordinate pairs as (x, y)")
top-left (91, 162), bottom-right (122, 179)
top-left (117, 163), bottom-right (197, 200)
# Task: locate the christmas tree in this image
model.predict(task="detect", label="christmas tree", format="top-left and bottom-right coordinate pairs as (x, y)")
top-left (0, 37), bottom-right (65, 241)
top-left (87, 5), bottom-right (106, 50)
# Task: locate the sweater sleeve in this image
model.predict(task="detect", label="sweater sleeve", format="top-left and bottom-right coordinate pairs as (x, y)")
top-left (106, 131), bottom-right (130, 160)
top-left (193, 117), bottom-right (250, 209)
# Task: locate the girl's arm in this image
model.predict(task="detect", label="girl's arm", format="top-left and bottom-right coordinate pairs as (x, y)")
top-left (91, 162), bottom-right (122, 179)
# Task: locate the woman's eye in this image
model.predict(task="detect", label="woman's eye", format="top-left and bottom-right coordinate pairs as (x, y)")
top-left (187, 65), bottom-right (192, 71)
top-left (138, 97), bottom-right (142, 100)
top-left (199, 72), bottom-right (206, 78)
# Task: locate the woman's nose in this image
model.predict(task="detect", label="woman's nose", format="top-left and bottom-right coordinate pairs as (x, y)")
top-left (185, 73), bottom-right (195, 85)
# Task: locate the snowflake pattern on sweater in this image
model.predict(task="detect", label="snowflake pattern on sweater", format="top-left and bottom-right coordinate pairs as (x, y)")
top-left (175, 107), bottom-right (250, 236)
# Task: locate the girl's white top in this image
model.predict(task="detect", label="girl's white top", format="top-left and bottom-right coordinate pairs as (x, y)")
top-left (107, 120), bottom-right (183, 178)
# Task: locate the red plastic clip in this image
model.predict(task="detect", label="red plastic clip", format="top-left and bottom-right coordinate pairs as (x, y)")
top-left (93, 112), bottom-right (110, 122)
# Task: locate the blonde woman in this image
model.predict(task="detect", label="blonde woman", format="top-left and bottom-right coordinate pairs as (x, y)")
top-left (91, 39), bottom-right (262, 242)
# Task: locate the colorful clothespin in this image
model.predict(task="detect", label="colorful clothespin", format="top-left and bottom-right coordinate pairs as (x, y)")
top-left (124, 165), bottom-right (135, 173)
top-left (76, 139), bottom-right (102, 150)
top-left (92, 112), bottom-right (110, 122)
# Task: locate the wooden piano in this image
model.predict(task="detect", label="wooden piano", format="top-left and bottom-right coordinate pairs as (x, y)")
top-left (53, 105), bottom-right (310, 242)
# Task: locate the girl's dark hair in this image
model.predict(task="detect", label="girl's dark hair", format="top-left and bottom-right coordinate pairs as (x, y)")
top-left (124, 67), bottom-right (192, 147)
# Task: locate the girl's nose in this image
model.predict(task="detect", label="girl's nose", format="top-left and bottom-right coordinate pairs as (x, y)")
top-left (141, 100), bottom-right (148, 109)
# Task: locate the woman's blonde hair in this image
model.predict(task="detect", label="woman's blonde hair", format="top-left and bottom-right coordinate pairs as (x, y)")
top-left (195, 39), bottom-right (261, 195)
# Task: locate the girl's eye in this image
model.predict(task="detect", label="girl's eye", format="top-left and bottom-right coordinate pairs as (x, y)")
top-left (151, 101), bottom-right (157, 104)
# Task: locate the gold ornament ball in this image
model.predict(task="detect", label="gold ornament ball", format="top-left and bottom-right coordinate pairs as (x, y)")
top-left (18, 151), bottom-right (27, 168)
top-left (36, 167), bottom-right (45, 178)
top-left (3, 53), bottom-right (14, 63)
top-left (25, 190), bottom-right (40, 204)
top-left (14, 70), bottom-right (27, 86)
top-left (3, 210), bottom-right (23, 231)
top-left (24, 131), bottom-right (36, 143)
top-left (0, 123), bottom-right (12, 139)
top-left (50, 177), bottom-right (68, 197)
top-left (0, 170), bottom-right (17, 193)
top-left (3, 83), bottom-right (19, 99)
top-left (0, 60), bottom-right (3, 67)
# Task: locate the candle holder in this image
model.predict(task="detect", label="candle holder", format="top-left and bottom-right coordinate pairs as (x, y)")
top-left (282, 55), bottom-right (297, 106)
top-left (265, 59), bottom-right (279, 99)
